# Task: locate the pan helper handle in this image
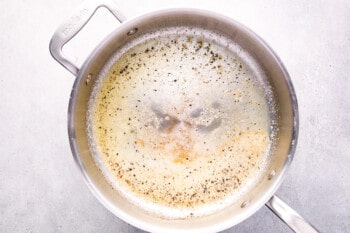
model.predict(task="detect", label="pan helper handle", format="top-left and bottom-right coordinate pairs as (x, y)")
top-left (49, 0), bottom-right (126, 76)
top-left (266, 195), bottom-right (320, 233)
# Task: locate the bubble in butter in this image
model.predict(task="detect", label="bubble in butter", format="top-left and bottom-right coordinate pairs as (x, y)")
top-left (87, 27), bottom-right (275, 218)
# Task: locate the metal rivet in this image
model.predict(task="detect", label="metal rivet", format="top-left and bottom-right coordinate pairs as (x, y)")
top-left (86, 74), bottom-right (92, 85)
top-left (241, 200), bottom-right (250, 208)
top-left (268, 170), bottom-right (276, 180)
top-left (127, 27), bottom-right (138, 36)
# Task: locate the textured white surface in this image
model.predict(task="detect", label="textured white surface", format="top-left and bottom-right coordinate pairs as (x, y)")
top-left (0, 0), bottom-right (349, 232)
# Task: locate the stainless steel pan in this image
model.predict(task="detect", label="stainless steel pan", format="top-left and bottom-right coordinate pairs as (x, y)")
top-left (49, 0), bottom-right (319, 232)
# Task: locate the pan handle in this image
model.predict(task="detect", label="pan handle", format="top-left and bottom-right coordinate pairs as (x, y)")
top-left (49, 0), bottom-right (126, 76)
top-left (266, 195), bottom-right (320, 233)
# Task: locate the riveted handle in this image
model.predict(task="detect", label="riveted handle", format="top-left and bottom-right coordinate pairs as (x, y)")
top-left (266, 195), bottom-right (320, 233)
top-left (49, 0), bottom-right (126, 76)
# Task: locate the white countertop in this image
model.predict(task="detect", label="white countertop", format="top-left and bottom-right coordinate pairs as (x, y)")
top-left (0, 0), bottom-right (349, 232)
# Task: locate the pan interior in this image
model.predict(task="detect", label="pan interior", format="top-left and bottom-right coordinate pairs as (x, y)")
top-left (86, 26), bottom-right (277, 219)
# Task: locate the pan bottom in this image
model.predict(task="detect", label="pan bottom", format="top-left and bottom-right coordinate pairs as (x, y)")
top-left (87, 27), bottom-right (277, 218)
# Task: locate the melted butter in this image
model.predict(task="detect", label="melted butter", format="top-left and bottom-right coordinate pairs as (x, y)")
top-left (88, 29), bottom-right (273, 217)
